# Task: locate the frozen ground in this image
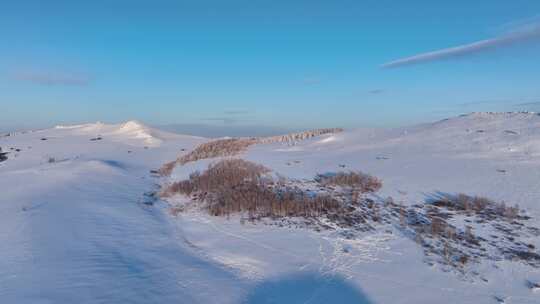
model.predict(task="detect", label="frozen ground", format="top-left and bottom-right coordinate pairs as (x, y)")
top-left (1, 114), bottom-right (540, 303)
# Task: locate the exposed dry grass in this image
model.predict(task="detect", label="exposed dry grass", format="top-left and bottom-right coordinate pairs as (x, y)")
top-left (316, 171), bottom-right (382, 193)
top-left (396, 192), bottom-right (537, 269)
top-left (161, 159), bottom-right (343, 218)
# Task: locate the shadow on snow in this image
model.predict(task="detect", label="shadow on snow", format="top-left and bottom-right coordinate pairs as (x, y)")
top-left (243, 272), bottom-right (373, 304)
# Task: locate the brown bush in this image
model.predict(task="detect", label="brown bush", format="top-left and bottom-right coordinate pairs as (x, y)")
top-left (158, 160), bottom-right (177, 176)
top-left (435, 193), bottom-right (520, 219)
top-left (430, 216), bottom-right (447, 236)
top-left (316, 171), bottom-right (382, 193)
top-left (502, 204), bottom-right (520, 219)
top-left (455, 194), bottom-right (491, 212)
top-left (160, 159), bottom-right (268, 197)
top-left (161, 159), bottom-right (343, 218)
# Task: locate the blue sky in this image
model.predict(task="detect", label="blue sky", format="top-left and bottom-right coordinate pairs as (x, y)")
top-left (1, 1), bottom-right (540, 132)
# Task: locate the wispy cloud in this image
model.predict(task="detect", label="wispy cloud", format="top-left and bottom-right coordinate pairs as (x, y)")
top-left (223, 110), bottom-right (250, 115)
top-left (158, 123), bottom-right (300, 138)
top-left (200, 117), bottom-right (240, 124)
top-left (456, 99), bottom-right (514, 107)
top-left (454, 98), bottom-right (540, 110)
top-left (368, 89), bottom-right (384, 95)
top-left (514, 100), bottom-right (540, 112)
top-left (201, 110), bottom-right (252, 124)
top-left (515, 101), bottom-right (540, 107)
top-left (11, 69), bottom-right (90, 86)
top-left (382, 20), bottom-right (540, 68)
top-left (515, 103), bottom-right (540, 114)
top-left (301, 76), bottom-right (322, 85)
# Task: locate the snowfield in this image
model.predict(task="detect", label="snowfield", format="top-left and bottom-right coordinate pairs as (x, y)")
top-left (1, 113), bottom-right (540, 303)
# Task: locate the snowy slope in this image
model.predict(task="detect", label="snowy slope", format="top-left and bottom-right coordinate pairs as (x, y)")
top-left (53, 120), bottom-right (195, 147)
top-left (1, 114), bottom-right (540, 304)
top-left (242, 112), bottom-right (540, 210)
top-left (0, 122), bottom-right (245, 304)
top-left (169, 112), bottom-right (540, 304)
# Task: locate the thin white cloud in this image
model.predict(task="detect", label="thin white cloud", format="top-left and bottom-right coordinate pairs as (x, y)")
top-left (200, 117), bottom-right (239, 124)
top-left (301, 76), bottom-right (322, 85)
top-left (223, 110), bottom-right (250, 115)
top-left (11, 69), bottom-right (90, 86)
top-left (515, 101), bottom-right (540, 107)
top-left (368, 89), bottom-right (384, 95)
top-left (382, 21), bottom-right (540, 68)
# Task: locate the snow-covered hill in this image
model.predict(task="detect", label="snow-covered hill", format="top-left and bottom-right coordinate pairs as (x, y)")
top-left (53, 120), bottom-right (200, 147)
top-left (1, 114), bottom-right (540, 304)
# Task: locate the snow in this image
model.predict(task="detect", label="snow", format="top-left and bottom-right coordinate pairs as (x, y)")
top-left (242, 112), bottom-right (540, 211)
top-left (53, 120), bottom-right (199, 147)
top-left (1, 114), bottom-right (540, 303)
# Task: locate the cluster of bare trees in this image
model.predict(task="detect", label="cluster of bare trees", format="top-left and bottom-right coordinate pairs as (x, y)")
top-left (259, 128), bottom-right (343, 145)
top-left (161, 159), bottom-right (344, 218)
top-left (158, 128), bottom-right (344, 175)
top-left (205, 183), bottom-right (341, 218)
top-left (316, 171), bottom-right (382, 193)
top-left (158, 138), bottom-right (256, 175)
top-left (177, 128), bottom-right (344, 166)
top-left (160, 158), bottom-right (265, 197)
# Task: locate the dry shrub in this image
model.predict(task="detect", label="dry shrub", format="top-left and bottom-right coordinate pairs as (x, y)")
top-left (186, 158), bottom-right (269, 194)
top-left (160, 158), bottom-right (267, 197)
top-left (178, 138), bottom-right (257, 165)
top-left (158, 160), bottom-right (177, 176)
top-left (316, 171), bottom-right (382, 193)
top-left (502, 204), bottom-right (520, 219)
top-left (160, 179), bottom-right (196, 198)
top-left (455, 194), bottom-right (491, 212)
top-left (435, 193), bottom-right (520, 219)
top-left (205, 182), bottom-right (341, 218)
top-left (161, 159), bottom-right (343, 218)
top-left (430, 216), bottom-right (447, 236)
